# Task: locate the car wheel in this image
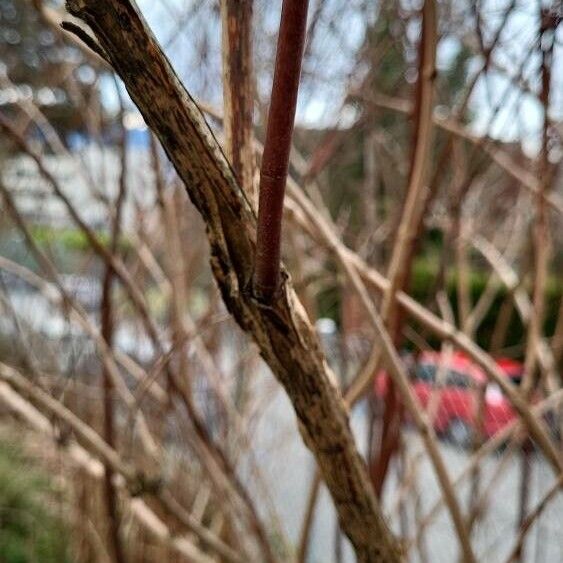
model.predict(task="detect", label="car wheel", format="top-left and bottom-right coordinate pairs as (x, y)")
top-left (446, 418), bottom-right (473, 449)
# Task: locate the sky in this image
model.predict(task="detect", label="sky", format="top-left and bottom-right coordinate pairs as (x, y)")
top-left (105, 0), bottom-right (562, 158)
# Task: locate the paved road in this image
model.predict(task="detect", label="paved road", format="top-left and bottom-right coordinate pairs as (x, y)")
top-left (251, 371), bottom-right (563, 563)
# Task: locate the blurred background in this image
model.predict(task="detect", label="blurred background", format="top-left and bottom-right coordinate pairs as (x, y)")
top-left (0, 1), bottom-right (561, 562)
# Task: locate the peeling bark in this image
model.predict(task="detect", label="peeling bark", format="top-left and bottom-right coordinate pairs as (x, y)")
top-left (65, 1), bottom-right (401, 560)
top-left (220, 0), bottom-right (256, 208)
top-left (371, 0), bottom-right (437, 496)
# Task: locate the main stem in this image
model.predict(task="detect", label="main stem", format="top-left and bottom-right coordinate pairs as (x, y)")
top-left (254, 0), bottom-right (309, 300)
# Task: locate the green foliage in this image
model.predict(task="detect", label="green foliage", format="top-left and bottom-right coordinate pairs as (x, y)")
top-left (438, 42), bottom-right (474, 114)
top-left (0, 439), bottom-right (69, 563)
top-left (408, 259), bottom-right (561, 353)
top-left (317, 256), bottom-right (562, 358)
top-left (0, 224), bottom-right (133, 276)
top-left (364, 11), bottom-right (408, 98)
top-left (29, 225), bottom-right (131, 254)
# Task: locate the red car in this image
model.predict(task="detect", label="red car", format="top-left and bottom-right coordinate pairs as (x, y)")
top-left (374, 351), bottom-right (523, 447)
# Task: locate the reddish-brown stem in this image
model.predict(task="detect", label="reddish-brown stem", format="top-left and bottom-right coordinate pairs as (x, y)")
top-left (100, 84), bottom-right (128, 563)
top-left (254, 0), bottom-right (309, 300)
top-left (370, 0), bottom-right (437, 497)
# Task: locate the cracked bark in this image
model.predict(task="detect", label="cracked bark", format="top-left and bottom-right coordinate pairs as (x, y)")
top-left (65, 0), bottom-right (401, 560)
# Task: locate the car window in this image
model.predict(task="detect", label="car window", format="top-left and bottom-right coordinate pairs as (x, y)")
top-left (445, 370), bottom-right (473, 389)
top-left (510, 374), bottom-right (523, 386)
top-left (415, 363), bottom-right (436, 383)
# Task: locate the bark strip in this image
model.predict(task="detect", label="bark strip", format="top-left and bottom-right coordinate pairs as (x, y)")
top-left (220, 0), bottom-right (256, 208)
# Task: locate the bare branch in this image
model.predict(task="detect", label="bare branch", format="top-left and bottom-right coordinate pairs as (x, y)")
top-left (64, 0), bottom-right (402, 559)
top-left (254, 0), bottom-right (309, 300)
